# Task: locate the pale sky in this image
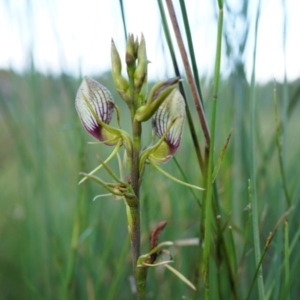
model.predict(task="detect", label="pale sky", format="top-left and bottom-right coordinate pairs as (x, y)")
top-left (1, 0), bottom-right (299, 83)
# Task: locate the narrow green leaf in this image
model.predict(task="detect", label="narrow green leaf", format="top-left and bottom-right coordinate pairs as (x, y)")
top-left (212, 129), bottom-right (232, 182)
top-left (273, 81), bottom-right (291, 206)
top-left (149, 160), bottom-right (204, 191)
top-left (164, 263), bottom-right (196, 291)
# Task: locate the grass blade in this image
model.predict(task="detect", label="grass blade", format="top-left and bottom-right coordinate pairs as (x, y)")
top-left (249, 0), bottom-right (265, 298)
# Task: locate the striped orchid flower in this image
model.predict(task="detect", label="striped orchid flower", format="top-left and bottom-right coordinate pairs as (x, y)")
top-left (75, 76), bottom-right (119, 146)
top-left (149, 88), bottom-right (186, 164)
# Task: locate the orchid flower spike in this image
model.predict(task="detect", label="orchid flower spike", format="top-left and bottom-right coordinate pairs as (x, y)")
top-left (149, 88), bottom-right (186, 164)
top-left (75, 76), bottom-right (120, 146)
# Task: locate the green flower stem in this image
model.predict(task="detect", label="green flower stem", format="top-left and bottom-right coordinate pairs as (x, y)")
top-left (132, 120), bottom-right (141, 197)
top-left (125, 194), bottom-right (140, 265)
top-left (131, 119), bottom-right (148, 300)
top-left (135, 266), bottom-right (148, 300)
top-left (126, 58), bottom-right (147, 298)
top-left (130, 119), bottom-right (141, 260)
top-left (202, 2), bottom-right (223, 300)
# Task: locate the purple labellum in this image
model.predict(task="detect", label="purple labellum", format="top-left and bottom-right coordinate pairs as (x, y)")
top-left (75, 76), bottom-right (115, 141)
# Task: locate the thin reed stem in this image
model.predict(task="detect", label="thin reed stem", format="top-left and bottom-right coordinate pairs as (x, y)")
top-left (165, 0), bottom-right (210, 150)
top-left (178, 0), bottom-right (203, 103)
top-left (157, 0), bottom-right (204, 173)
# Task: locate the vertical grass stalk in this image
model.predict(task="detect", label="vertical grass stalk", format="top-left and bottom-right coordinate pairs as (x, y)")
top-left (118, 0), bottom-right (128, 41)
top-left (178, 0), bottom-right (203, 103)
top-left (273, 82), bottom-right (291, 206)
top-left (202, 1), bottom-right (223, 299)
top-left (249, 1), bottom-right (265, 299)
top-left (284, 221), bottom-right (290, 300)
top-left (165, 0), bottom-right (210, 149)
top-left (63, 134), bottom-right (86, 300)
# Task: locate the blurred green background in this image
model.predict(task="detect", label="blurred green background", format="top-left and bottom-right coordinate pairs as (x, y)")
top-left (1, 1), bottom-right (300, 299)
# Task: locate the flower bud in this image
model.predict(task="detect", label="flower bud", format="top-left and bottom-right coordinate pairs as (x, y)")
top-left (134, 34), bottom-right (147, 92)
top-left (75, 76), bottom-right (119, 145)
top-left (150, 89), bottom-right (186, 164)
top-left (134, 77), bottom-right (180, 122)
top-left (111, 40), bottom-right (129, 93)
top-left (126, 34), bottom-right (137, 67)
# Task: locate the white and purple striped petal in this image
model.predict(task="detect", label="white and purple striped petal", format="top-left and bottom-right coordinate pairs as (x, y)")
top-left (75, 76), bottom-right (114, 141)
top-left (152, 88), bottom-right (185, 159)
